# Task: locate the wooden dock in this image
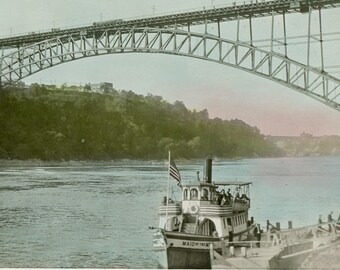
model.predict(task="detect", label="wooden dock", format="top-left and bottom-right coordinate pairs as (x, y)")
top-left (211, 221), bottom-right (340, 269)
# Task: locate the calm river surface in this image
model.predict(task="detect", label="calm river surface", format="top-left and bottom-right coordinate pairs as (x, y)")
top-left (0, 156), bottom-right (339, 268)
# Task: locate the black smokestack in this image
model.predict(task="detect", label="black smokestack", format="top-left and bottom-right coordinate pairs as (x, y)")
top-left (204, 158), bottom-right (212, 183)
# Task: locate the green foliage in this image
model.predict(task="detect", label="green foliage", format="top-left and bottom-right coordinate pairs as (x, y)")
top-left (0, 85), bottom-right (282, 160)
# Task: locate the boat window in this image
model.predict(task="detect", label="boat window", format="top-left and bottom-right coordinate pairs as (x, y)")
top-left (223, 218), bottom-right (227, 229)
top-left (190, 188), bottom-right (198, 200)
top-left (201, 188), bottom-right (209, 201)
top-left (183, 189), bottom-right (188, 200)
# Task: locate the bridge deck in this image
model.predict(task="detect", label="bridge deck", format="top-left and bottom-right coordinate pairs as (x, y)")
top-left (1, 0), bottom-right (340, 48)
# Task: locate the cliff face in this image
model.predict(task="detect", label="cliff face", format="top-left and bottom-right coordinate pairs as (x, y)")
top-left (266, 135), bottom-right (340, 157)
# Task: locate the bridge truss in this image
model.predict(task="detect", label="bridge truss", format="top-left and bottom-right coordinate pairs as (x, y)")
top-left (1, 0), bottom-right (340, 111)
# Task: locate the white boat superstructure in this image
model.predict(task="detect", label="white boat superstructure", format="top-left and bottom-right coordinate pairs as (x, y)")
top-left (153, 159), bottom-right (258, 269)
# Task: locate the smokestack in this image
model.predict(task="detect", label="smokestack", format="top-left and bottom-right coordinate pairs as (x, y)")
top-left (204, 158), bottom-right (212, 183)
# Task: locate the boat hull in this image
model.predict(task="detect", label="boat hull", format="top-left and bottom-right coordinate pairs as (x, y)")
top-left (167, 247), bottom-right (211, 269)
top-left (154, 230), bottom-right (222, 269)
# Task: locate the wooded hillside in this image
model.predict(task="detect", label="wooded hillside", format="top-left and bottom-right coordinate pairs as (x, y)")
top-left (0, 85), bottom-right (282, 160)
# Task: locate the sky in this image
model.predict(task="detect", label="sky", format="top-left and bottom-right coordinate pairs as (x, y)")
top-left (1, 0), bottom-right (340, 136)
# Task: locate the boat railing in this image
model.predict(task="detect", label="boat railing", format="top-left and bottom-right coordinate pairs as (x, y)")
top-left (158, 201), bottom-right (182, 215)
top-left (199, 204), bottom-right (233, 215)
top-left (277, 221), bottom-right (339, 245)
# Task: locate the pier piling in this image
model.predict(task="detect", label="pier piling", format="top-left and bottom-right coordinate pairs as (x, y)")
top-left (276, 222), bottom-right (281, 230)
top-left (288, 221), bottom-right (293, 229)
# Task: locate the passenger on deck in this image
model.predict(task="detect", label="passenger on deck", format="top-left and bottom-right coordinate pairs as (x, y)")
top-left (234, 192), bottom-right (240, 202)
top-left (220, 190), bottom-right (229, 205)
top-left (317, 215), bottom-right (323, 235)
top-left (328, 211), bottom-right (334, 222)
top-left (253, 224), bottom-right (262, 247)
top-left (218, 189), bottom-right (224, 205)
top-left (328, 211), bottom-right (334, 232)
top-left (212, 230), bottom-right (219, 238)
top-left (224, 189), bottom-right (232, 204)
top-left (226, 188), bottom-right (232, 199)
top-left (162, 196), bottom-right (174, 205)
top-left (241, 194), bottom-right (250, 203)
top-left (213, 190), bottom-right (220, 204)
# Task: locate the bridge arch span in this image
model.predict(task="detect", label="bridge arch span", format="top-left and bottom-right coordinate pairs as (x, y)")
top-left (1, 27), bottom-right (339, 111)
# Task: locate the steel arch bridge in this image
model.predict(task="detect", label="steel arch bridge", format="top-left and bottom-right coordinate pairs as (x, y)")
top-left (1, 0), bottom-right (340, 112)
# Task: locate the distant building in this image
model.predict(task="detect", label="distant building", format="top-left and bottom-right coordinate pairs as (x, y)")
top-left (300, 131), bottom-right (313, 138)
top-left (90, 82), bottom-right (114, 94)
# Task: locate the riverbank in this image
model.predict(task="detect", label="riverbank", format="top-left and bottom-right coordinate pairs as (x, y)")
top-left (0, 157), bottom-right (220, 167)
top-left (0, 158), bottom-right (164, 167)
top-left (0, 86), bottom-right (281, 161)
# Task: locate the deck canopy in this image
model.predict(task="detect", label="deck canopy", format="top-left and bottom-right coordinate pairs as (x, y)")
top-left (182, 182), bottom-right (215, 187)
top-left (214, 181), bottom-right (252, 186)
top-left (181, 181), bottom-right (252, 187)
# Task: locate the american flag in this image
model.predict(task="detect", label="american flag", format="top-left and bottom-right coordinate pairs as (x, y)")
top-left (170, 159), bottom-right (181, 185)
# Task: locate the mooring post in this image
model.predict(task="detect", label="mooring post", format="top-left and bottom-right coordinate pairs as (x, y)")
top-left (288, 221), bottom-right (293, 229)
top-left (209, 244), bottom-right (214, 263)
top-left (276, 222), bottom-right (281, 230)
top-left (230, 246), bottom-right (235, 257)
top-left (221, 238), bottom-right (226, 255)
top-left (241, 247), bottom-right (247, 257)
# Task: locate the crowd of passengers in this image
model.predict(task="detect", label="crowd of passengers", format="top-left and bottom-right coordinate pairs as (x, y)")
top-left (161, 187), bottom-right (250, 205)
top-left (213, 188), bottom-right (250, 206)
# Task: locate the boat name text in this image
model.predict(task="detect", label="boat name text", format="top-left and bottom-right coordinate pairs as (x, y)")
top-left (182, 241), bottom-right (210, 247)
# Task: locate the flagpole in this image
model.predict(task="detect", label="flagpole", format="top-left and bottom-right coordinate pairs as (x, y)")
top-left (166, 150), bottom-right (171, 230)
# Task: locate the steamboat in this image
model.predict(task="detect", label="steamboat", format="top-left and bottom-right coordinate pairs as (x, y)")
top-left (153, 158), bottom-right (258, 269)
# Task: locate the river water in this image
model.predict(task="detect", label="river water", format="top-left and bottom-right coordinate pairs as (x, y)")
top-left (0, 156), bottom-right (339, 268)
